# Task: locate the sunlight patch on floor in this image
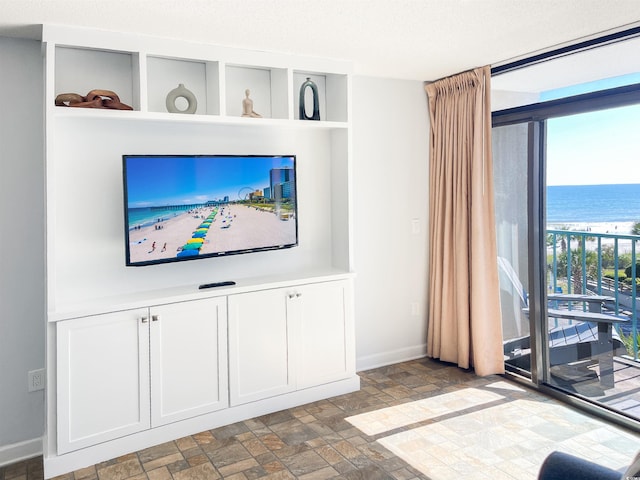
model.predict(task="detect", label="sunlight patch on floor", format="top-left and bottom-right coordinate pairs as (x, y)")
top-left (375, 397), bottom-right (640, 480)
top-left (484, 380), bottom-right (528, 393)
top-left (345, 387), bottom-right (504, 436)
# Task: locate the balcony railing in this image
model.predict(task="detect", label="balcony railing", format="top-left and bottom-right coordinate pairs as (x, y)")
top-left (547, 228), bottom-right (639, 360)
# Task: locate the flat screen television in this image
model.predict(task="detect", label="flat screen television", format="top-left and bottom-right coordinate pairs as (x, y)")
top-left (123, 154), bottom-right (297, 266)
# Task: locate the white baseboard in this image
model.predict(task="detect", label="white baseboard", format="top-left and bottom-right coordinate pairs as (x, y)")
top-left (356, 344), bottom-right (427, 372)
top-left (0, 437), bottom-right (42, 467)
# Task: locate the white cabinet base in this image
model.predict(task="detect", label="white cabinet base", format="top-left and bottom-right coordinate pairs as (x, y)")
top-left (43, 375), bottom-right (359, 478)
top-left (228, 289), bottom-right (295, 406)
top-left (56, 310), bottom-right (150, 454)
top-left (150, 299), bottom-right (228, 427)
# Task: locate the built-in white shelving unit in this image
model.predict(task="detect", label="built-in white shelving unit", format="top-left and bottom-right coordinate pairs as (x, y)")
top-left (42, 25), bottom-right (357, 478)
top-left (49, 31), bottom-right (350, 125)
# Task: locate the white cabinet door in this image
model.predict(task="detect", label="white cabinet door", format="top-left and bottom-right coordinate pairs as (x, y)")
top-left (296, 281), bottom-right (353, 388)
top-left (228, 289), bottom-right (294, 405)
top-left (150, 298), bottom-right (228, 426)
top-left (57, 309), bottom-right (150, 454)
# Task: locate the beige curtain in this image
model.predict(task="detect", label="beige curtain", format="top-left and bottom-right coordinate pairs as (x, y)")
top-left (425, 66), bottom-right (504, 376)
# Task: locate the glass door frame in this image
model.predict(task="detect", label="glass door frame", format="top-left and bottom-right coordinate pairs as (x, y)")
top-left (527, 119), bottom-right (547, 387)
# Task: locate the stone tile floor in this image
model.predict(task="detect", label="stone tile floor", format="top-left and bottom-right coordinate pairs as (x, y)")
top-left (3, 358), bottom-right (640, 480)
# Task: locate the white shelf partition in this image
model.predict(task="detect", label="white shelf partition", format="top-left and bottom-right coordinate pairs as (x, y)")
top-left (224, 64), bottom-right (289, 119)
top-left (293, 70), bottom-right (349, 122)
top-left (54, 46), bottom-right (139, 110)
top-left (146, 56), bottom-right (219, 115)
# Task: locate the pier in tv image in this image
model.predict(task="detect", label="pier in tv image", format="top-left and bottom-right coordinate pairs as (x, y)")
top-left (123, 154), bottom-right (298, 266)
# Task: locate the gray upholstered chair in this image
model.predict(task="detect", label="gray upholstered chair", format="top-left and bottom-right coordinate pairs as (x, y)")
top-left (538, 450), bottom-right (640, 480)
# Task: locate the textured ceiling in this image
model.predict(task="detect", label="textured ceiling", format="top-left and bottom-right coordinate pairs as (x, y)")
top-left (1, 0), bottom-right (640, 80)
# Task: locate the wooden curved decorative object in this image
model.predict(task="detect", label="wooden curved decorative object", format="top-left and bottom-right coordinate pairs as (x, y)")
top-left (55, 90), bottom-right (133, 110)
top-left (54, 93), bottom-right (84, 106)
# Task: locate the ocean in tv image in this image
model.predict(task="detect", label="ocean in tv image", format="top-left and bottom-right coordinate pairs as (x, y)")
top-left (124, 155), bottom-right (297, 266)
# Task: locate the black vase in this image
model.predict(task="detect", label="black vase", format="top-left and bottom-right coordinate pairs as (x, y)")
top-left (299, 77), bottom-right (320, 121)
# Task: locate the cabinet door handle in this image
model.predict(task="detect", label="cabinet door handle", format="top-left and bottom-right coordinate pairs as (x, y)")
top-left (141, 316), bottom-right (149, 323)
top-left (288, 293), bottom-right (296, 299)
top-left (151, 315), bottom-right (160, 322)
top-left (296, 293), bottom-right (302, 298)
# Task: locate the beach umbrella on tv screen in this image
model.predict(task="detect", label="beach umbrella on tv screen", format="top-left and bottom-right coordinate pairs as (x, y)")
top-left (177, 249), bottom-right (199, 257)
top-left (187, 238), bottom-right (204, 244)
top-left (181, 243), bottom-right (202, 250)
top-left (192, 232), bottom-right (207, 238)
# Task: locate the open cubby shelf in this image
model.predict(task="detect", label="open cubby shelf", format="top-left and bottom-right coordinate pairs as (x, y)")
top-left (52, 43), bottom-right (349, 123)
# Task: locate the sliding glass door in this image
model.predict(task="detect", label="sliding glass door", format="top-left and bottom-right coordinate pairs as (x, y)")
top-left (493, 123), bottom-right (533, 377)
top-left (544, 106), bottom-right (640, 411)
top-left (492, 87), bottom-right (640, 429)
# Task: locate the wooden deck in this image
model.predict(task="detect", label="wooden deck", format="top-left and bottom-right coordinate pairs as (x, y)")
top-left (505, 315), bottom-right (640, 420)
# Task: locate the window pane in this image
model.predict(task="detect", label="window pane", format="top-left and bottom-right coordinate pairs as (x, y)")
top-left (545, 106), bottom-right (640, 416)
top-left (493, 123), bottom-right (531, 376)
top-left (492, 36), bottom-right (640, 111)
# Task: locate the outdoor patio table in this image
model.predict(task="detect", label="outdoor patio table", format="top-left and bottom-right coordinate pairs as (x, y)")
top-left (547, 305), bottom-right (629, 388)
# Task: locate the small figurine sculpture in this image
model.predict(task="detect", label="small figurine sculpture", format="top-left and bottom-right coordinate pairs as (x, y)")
top-left (241, 89), bottom-right (262, 118)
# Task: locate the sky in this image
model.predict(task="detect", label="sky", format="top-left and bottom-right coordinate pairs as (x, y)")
top-left (125, 155), bottom-right (294, 207)
top-left (542, 73), bottom-right (640, 186)
top-left (547, 104), bottom-right (640, 186)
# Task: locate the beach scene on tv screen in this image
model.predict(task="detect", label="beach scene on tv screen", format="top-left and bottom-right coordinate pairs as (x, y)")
top-left (125, 155), bottom-right (296, 265)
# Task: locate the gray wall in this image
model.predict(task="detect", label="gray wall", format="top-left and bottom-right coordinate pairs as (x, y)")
top-left (352, 76), bottom-right (430, 370)
top-left (0, 37), bottom-right (46, 461)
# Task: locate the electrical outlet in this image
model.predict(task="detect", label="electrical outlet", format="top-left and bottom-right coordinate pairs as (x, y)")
top-left (411, 302), bottom-right (420, 316)
top-left (28, 368), bottom-right (45, 392)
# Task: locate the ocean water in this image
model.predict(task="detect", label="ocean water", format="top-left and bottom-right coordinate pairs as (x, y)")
top-left (127, 207), bottom-right (186, 229)
top-left (546, 183), bottom-right (640, 224)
